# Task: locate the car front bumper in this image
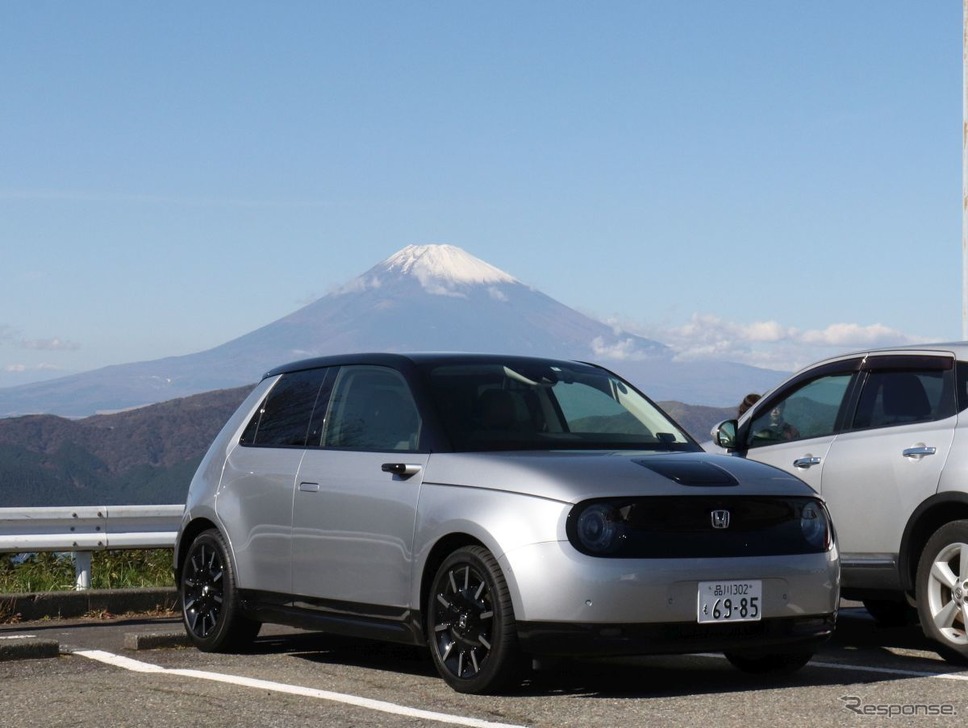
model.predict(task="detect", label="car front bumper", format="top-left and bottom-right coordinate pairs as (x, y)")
top-left (516, 614), bottom-right (836, 657)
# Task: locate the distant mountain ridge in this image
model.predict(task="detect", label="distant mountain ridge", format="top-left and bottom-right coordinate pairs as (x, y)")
top-left (0, 244), bottom-right (783, 417)
top-left (0, 386), bottom-right (733, 507)
top-left (0, 387), bottom-right (252, 507)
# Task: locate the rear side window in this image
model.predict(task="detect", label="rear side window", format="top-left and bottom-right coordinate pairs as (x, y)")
top-left (240, 369), bottom-right (330, 447)
top-left (852, 367), bottom-right (955, 430)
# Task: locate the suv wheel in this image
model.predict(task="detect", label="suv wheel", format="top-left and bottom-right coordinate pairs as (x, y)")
top-left (916, 520), bottom-right (968, 663)
top-left (181, 529), bottom-right (261, 652)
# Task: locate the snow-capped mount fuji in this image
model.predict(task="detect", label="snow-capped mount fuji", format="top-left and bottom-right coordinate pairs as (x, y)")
top-left (0, 244), bottom-right (783, 417)
top-left (233, 243), bottom-right (669, 364)
top-left (368, 244), bottom-right (519, 289)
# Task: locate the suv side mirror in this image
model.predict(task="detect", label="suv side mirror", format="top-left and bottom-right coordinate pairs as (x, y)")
top-left (714, 419), bottom-right (739, 450)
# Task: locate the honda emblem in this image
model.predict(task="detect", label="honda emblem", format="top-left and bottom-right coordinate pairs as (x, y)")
top-left (711, 510), bottom-right (731, 529)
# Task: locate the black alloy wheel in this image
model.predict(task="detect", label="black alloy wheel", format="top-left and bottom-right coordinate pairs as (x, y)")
top-left (180, 529), bottom-right (260, 652)
top-left (428, 545), bottom-right (521, 694)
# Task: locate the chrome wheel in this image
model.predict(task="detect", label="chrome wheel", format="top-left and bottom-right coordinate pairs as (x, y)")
top-left (924, 542), bottom-right (968, 645)
top-left (917, 520), bottom-right (968, 663)
top-left (428, 546), bottom-right (520, 694)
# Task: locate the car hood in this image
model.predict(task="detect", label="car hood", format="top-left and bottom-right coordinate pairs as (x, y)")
top-left (422, 451), bottom-right (815, 503)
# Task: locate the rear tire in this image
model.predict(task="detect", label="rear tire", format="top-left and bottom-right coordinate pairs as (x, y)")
top-left (916, 520), bottom-right (968, 664)
top-left (180, 529), bottom-right (260, 652)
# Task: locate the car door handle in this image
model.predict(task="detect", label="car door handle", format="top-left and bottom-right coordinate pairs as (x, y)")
top-left (381, 463), bottom-right (422, 478)
top-left (298, 482), bottom-right (320, 493)
top-left (793, 456), bottom-right (822, 469)
top-left (902, 446), bottom-right (937, 459)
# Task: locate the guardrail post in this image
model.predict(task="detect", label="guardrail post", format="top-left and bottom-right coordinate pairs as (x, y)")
top-left (74, 551), bottom-right (92, 591)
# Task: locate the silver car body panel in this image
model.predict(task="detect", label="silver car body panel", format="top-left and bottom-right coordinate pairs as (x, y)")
top-left (292, 448), bottom-right (430, 607)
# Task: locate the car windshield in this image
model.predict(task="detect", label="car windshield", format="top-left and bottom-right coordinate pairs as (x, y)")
top-left (421, 361), bottom-right (697, 452)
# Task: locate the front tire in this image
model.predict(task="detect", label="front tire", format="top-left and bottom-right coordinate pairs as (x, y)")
top-left (916, 520), bottom-right (968, 663)
top-left (427, 546), bottom-right (521, 694)
top-left (180, 529), bottom-right (260, 652)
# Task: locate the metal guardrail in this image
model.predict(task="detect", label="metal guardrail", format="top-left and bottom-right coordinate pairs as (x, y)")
top-left (0, 505), bottom-right (183, 590)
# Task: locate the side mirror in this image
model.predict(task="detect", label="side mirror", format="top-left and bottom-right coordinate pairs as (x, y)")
top-left (714, 419), bottom-right (738, 450)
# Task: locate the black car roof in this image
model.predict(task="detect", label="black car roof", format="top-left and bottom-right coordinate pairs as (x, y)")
top-left (262, 352), bottom-right (603, 379)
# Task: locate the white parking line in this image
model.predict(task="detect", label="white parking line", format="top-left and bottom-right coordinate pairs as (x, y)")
top-left (811, 660), bottom-right (968, 681)
top-left (73, 649), bottom-right (528, 728)
top-left (699, 652), bottom-right (968, 681)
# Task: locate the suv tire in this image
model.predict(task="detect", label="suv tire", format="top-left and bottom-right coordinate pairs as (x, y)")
top-left (916, 520), bottom-right (968, 663)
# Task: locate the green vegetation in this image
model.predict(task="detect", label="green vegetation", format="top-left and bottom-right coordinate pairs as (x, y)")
top-left (0, 550), bottom-right (174, 593)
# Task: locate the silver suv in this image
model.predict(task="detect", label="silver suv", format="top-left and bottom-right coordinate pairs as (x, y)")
top-left (714, 343), bottom-right (968, 662)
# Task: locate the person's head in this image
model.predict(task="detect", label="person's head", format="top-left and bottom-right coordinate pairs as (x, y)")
top-left (768, 401), bottom-right (785, 425)
top-left (738, 393), bottom-right (761, 417)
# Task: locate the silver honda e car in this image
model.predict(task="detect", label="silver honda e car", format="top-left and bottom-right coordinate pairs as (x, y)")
top-left (174, 353), bottom-right (839, 693)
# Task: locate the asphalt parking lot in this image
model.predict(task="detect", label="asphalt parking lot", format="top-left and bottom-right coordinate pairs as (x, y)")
top-left (0, 600), bottom-right (965, 728)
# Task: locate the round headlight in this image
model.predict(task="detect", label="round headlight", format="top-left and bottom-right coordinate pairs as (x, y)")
top-left (800, 501), bottom-right (830, 551)
top-left (576, 503), bottom-right (624, 554)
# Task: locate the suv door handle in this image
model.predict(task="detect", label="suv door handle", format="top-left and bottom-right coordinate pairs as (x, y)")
top-left (903, 446), bottom-right (937, 459)
top-left (793, 456), bottom-right (822, 469)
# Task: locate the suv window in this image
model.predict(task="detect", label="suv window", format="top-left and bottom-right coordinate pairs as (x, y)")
top-left (323, 366), bottom-right (421, 451)
top-left (240, 368), bottom-right (330, 447)
top-left (748, 373), bottom-right (853, 448)
top-left (852, 367), bottom-right (955, 429)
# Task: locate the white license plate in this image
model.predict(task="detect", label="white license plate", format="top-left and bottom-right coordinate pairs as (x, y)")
top-left (697, 580), bottom-right (762, 623)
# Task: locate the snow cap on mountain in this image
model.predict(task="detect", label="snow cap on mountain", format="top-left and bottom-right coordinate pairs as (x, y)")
top-left (385, 244), bottom-right (518, 285)
top-left (338, 244), bottom-right (518, 296)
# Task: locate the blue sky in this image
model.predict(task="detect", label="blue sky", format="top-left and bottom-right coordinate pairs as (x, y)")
top-left (1, 2), bottom-right (962, 388)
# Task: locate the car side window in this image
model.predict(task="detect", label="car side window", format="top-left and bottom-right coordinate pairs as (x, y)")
top-left (852, 368), bottom-right (955, 430)
top-left (748, 373), bottom-right (853, 448)
top-left (239, 368), bottom-right (330, 447)
top-left (322, 366), bottom-right (421, 451)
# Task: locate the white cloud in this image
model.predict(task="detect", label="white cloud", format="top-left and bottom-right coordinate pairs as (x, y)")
top-left (799, 322), bottom-right (905, 347)
top-left (331, 275), bottom-right (381, 296)
top-left (21, 337), bottom-right (81, 351)
top-left (622, 313), bottom-right (923, 372)
top-left (4, 362), bottom-right (63, 373)
top-left (591, 336), bottom-right (653, 361)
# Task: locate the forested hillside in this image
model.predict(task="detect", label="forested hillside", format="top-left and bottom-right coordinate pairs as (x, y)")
top-left (0, 386), bottom-right (733, 507)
